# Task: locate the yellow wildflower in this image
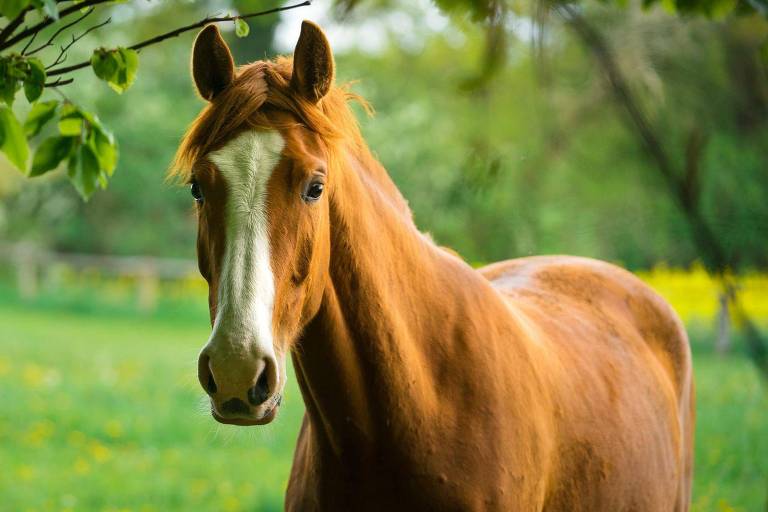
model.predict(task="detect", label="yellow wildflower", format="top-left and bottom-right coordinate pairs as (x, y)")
top-left (73, 458), bottom-right (90, 475)
top-left (104, 420), bottom-right (123, 439)
top-left (88, 441), bottom-right (112, 463)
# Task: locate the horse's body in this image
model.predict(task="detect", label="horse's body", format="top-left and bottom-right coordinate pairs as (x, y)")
top-left (289, 253), bottom-right (693, 511)
top-left (178, 21), bottom-right (694, 511)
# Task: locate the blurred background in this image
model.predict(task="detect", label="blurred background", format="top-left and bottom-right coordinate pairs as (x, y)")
top-left (0, 0), bottom-right (766, 510)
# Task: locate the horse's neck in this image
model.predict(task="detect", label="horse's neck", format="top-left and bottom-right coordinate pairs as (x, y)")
top-left (291, 149), bottom-right (514, 460)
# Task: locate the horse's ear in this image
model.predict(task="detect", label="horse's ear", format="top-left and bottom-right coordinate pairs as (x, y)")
top-left (291, 21), bottom-right (335, 103)
top-left (192, 25), bottom-right (235, 101)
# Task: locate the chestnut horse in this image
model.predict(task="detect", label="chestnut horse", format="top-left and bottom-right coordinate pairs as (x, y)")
top-left (174, 21), bottom-right (694, 511)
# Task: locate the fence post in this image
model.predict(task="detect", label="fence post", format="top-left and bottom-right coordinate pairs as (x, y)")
top-left (137, 266), bottom-right (159, 314)
top-left (716, 290), bottom-right (731, 355)
top-left (15, 247), bottom-right (38, 300)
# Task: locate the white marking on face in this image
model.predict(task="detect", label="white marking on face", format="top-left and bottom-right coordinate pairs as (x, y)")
top-left (206, 130), bottom-right (285, 364)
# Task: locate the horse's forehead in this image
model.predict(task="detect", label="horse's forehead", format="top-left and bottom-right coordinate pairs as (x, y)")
top-left (208, 130), bottom-right (284, 177)
top-left (205, 130), bottom-right (286, 222)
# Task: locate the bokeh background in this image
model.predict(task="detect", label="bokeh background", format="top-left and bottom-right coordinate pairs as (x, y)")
top-left (0, 0), bottom-right (766, 510)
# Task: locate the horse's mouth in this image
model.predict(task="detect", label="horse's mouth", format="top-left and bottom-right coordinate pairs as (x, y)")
top-left (210, 395), bottom-right (281, 426)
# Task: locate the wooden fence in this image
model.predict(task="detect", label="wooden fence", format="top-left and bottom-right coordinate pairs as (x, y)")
top-left (0, 242), bottom-right (199, 312)
top-left (3, 242), bottom-right (765, 352)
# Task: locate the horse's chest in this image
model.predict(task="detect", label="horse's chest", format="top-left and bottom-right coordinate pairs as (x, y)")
top-left (286, 425), bottom-right (545, 512)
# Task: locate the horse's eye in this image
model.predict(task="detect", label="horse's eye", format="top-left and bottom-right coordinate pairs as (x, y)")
top-left (190, 180), bottom-right (203, 203)
top-left (302, 181), bottom-right (324, 203)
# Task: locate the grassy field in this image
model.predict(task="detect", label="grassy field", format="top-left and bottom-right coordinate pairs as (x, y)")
top-left (1, 298), bottom-right (766, 511)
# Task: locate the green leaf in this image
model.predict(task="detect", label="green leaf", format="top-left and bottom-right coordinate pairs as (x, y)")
top-left (24, 99), bottom-right (58, 137)
top-left (0, 105), bottom-right (28, 171)
top-left (78, 108), bottom-right (107, 133)
top-left (58, 102), bottom-right (79, 118)
top-left (91, 48), bottom-right (119, 82)
top-left (57, 102), bottom-right (84, 135)
top-left (23, 57), bottom-right (46, 103)
top-left (708, 0), bottom-right (737, 17)
top-left (58, 116), bottom-right (82, 136)
top-left (67, 143), bottom-right (100, 200)
top-left (36, 0), bottom-right (58, 19)
top-left (0, 0), bottom-right (31, 19)
top-left (660, 0), bottom-right (678, 13)
top-left (30, 135), bottom-right (74, 176)
top-left (89, 128), bottom-right (117, 175)
top-left (111, 48), bottom-right (138, 94)
top-left (92, 47), bottom-right (139, 94)
top-left (235, 18), bottom-right (250, 38)
top-left (97, 170), bottom-right (108, 189)
top-left (0, 76), bottom-right (19, 105)
top-left (0, 56), bottom-right (20, 105)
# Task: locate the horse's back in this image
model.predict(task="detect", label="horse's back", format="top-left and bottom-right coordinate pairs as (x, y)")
top-left (480, 255), bottom-right (691, 399)
top-left (479, 255), bottom-right (694, 511)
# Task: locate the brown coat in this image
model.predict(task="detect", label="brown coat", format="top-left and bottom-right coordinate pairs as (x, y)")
top-left (178, 22), bottom-right (694, 512)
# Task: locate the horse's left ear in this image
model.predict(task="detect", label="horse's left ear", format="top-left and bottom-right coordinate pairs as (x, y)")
top-left (291, 21), bottom-right (335, 103)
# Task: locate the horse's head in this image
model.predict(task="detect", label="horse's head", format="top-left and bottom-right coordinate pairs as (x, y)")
top-left (175, 21), bottom-right (346, 426)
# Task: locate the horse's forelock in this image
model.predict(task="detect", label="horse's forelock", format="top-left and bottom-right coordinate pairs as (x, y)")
top-left (171, 56), bottom-right (368, 183)
top-left (171, 62), bottom-right (270, 180)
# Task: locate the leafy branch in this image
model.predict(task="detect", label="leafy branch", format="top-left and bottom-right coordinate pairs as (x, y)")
top-left (25, 6), bottom-right (97, 56)
top-left (0, 6), bottom-right (33, 45)
top-left (47, 1), bottom-right (311, 79)
top-left (0, 0), bottom-right (112, 49)
top-left (45, 16), bottom-right (112, 70)
top-left (0, 0), bottom-right (311, 199)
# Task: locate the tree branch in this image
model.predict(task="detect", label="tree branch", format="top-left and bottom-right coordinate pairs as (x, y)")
top-left (683, 127), bottom-right (706, 208)
top-left (555, 3), bottom-right (728, 267)
top-left (557, 5), bottom-right (679, 188)
top-left (0, 0), bottom-right (114, 51)
top-left (45, 16), bottom-right (111, 70)
top-left (20, 27), bottom-right (38, 54)
top-left (0, 7), bottom-right (32, 46)
top-left (45, 77), bottom-right (73, 87)
top-left (132, 1), bottom-right (312, 52)
top-left (47, 0), bottom-right (311, 77)
top-left (26, 6), bottom-right (96, 56)
top-left (555, 2), bottom-right (768, 379)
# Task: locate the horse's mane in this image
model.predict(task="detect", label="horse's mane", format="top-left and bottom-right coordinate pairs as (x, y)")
top-left (171, 56), bottom-right (371, 180)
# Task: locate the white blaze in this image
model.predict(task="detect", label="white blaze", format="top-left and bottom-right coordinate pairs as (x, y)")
top-left (206, 130), bottom-right (285, 361)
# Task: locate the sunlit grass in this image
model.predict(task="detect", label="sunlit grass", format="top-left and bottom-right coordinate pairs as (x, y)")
top-left (690, 349), bottom-right (767, 511)
top-left (0, 304), bottom-right (300, 511)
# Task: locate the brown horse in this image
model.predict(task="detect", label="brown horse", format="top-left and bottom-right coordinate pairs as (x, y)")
top-left (173, 21), bottom-right (694, 511)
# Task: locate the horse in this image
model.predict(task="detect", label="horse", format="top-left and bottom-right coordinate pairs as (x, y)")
top-left (172, 21), bottom-right (694, 511)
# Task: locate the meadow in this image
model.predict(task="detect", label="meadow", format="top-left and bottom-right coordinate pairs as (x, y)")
top-left (0, 277), bottom-right (766, 511)
top-left (0, 0), bottom-right (765, 509)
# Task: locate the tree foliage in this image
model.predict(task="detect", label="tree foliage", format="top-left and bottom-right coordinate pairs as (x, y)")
top-left (0, 0), bottom-right (308, 199)
top-left (0, 0), bottom-right (765, 273)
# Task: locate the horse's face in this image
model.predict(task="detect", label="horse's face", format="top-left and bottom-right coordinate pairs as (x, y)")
top-left (187, 22), bottom-right (335, 426)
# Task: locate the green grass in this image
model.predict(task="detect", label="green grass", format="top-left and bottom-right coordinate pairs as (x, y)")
top-left (0, 303), bottom-right (302, 512)
top-left (0, 299), bottom-right (766, 511)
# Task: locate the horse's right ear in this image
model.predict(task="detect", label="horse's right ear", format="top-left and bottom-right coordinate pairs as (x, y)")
top-left (192, 25), bottom-right (235, 101)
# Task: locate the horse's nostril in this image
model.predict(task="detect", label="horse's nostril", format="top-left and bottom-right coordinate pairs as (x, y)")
top-left (198, 353), bottom-right (217, 395)
top-left (248, 366), bottom-right (271, 406)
